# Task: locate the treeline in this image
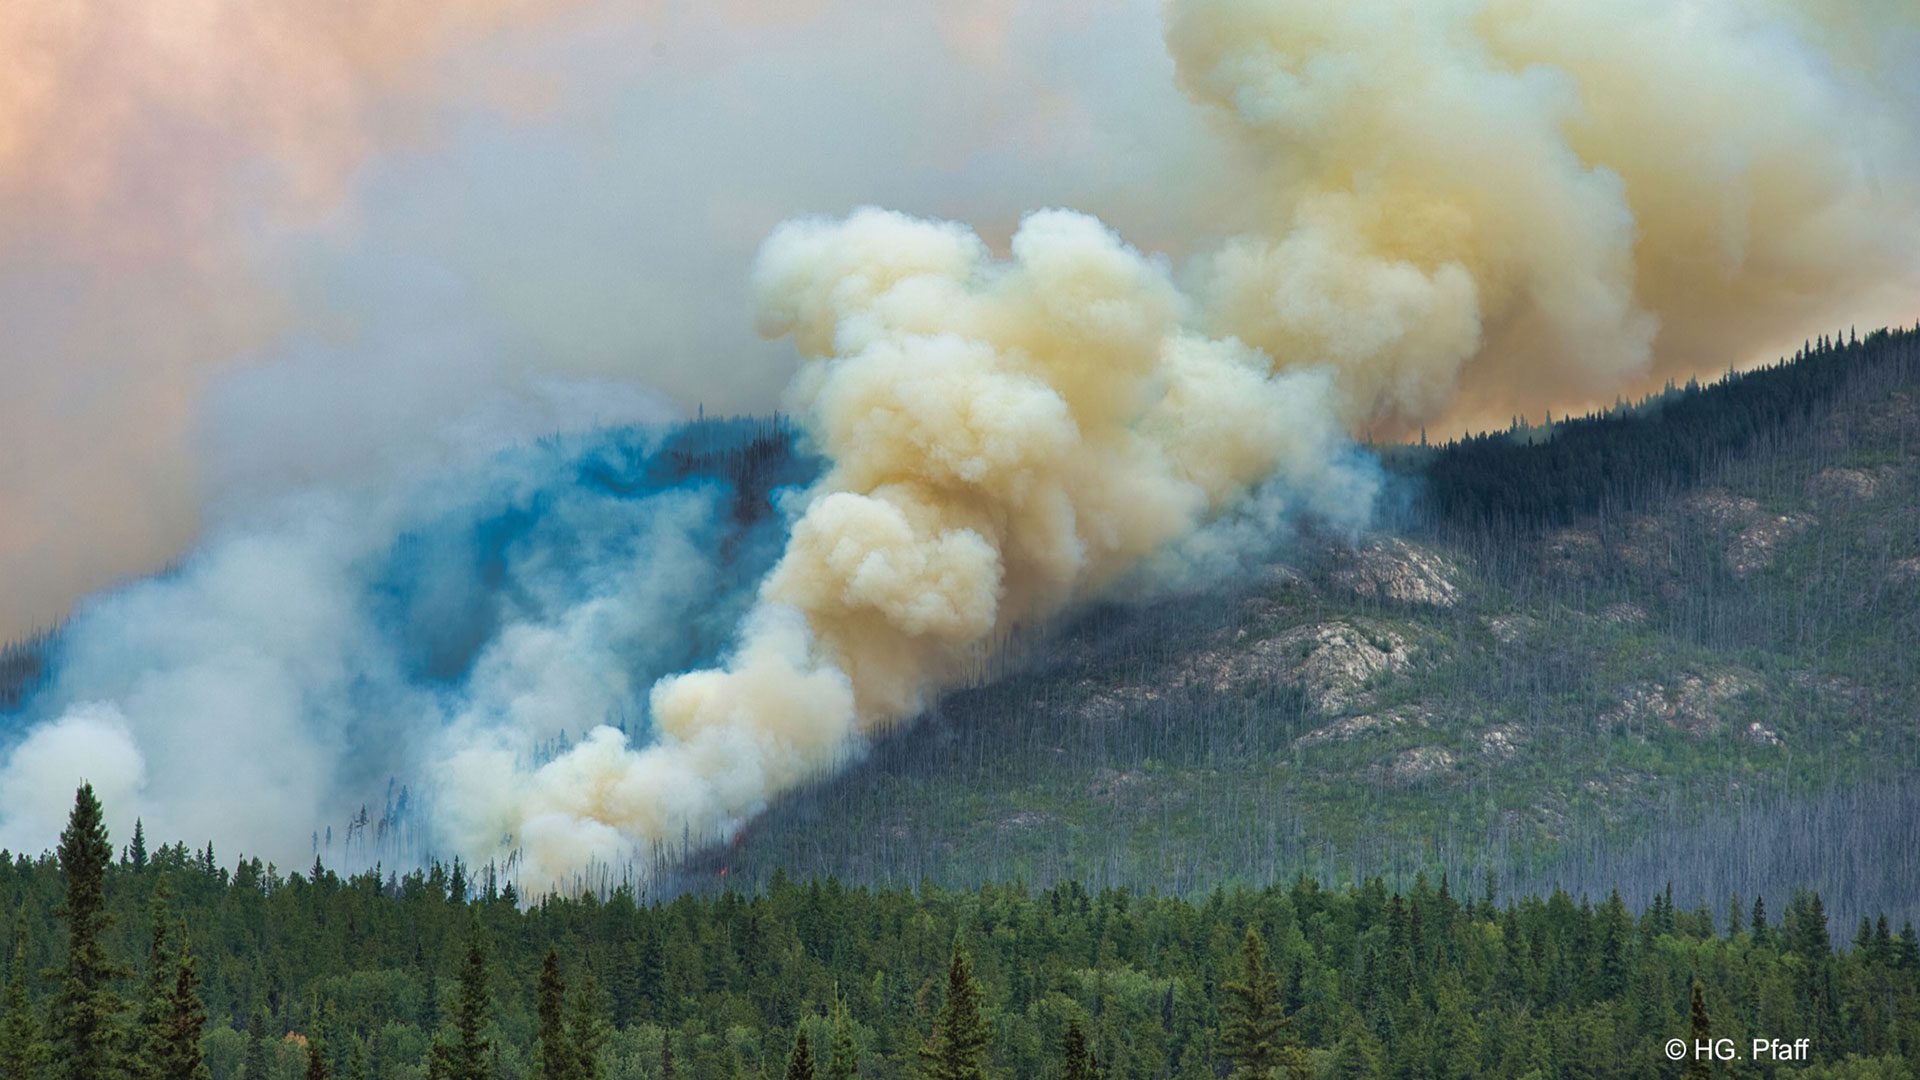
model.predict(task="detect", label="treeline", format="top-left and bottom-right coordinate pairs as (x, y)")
top-left (1410, 325), bottom-right (1920, 535)
top-left (5, 788), bottom-right (1919, 1080)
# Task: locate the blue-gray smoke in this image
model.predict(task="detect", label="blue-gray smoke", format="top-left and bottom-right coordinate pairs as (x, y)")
top-left (0, 417), bottom-right (816, 873)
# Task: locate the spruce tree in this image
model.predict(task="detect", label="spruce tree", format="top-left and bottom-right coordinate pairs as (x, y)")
top-left (1684, 982), bottom-right (1712, 1080)
top-left (658, 1031), bottom-right (674, 1080)
top-left (825, 997), bottom-right (859, 1080)
top-left (158, 936), bottom-right (211, 1080)
top-left (0, 911), bottom-right (48, 1080)
top-left (127, 820), bottom-right (147, 873)
top-left (920, 945), bottom-right (989, 1080)
top-left (50, 783), bottom-right (123, 1080)
top-left (1326, 1018), bottom-right (1384, 1080)
top-left (129, 888), bottom-right (175, 1080)
top-left (564, 970), bottom-right (609, 1080)
top-left (784, 1031), bottom-right (816, 1080)
top-left (305, 1036), bottom-right (329, 1080)
top-left (533, 951), bottom-right (569, 1080)
top-left (431, 930), bottom-right (492, 1080)
top-left (1220, 929), bottom-right (1306, 1080)
top-left (242, 1009), bottom-right (269, 1080)
top-left (1062, 1020), bottom-right (1095, 1080)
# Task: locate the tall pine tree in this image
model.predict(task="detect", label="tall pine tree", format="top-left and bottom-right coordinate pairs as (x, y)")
top-left (305, 1036), bottom-right (329, 1080)
top-left (51, 784), bottom-right (123, 1080)
top-left (431, 929), bottom-right (492, 1080)
top-left (1684, 982), bottom-right (1712, 1080)
top-left (564, 971), bottom-right (609, 1080)
top-left (826, 997), bottom-right (860, 1080)
top-left (242, 1009), bottom-right (269, 1080)
top-left (1062, 1019), bottom-right (1097, 1080)
top-left (785, 1031), bottom-right (816, 1080)
top-left (532, 950), bottom-right (570, 1080)
top-left (1220, 929), bottom-right (1307, 1080)
top-left (920, 945), bottom-right (989, 1080)
top-left (158, 935), bottom-right (212, 1080)
top-left (129, 888), bottom-right (176, 1080)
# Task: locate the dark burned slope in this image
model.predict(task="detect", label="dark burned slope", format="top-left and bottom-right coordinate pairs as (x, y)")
top-left (702, 327), bottom-right (1920, 928)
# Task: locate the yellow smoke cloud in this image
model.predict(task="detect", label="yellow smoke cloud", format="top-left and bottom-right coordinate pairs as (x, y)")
top-left (1169, 0), bottom-right (1920, 433)
top-left (446, 208), bottom-right (1362, 888)
top-left (447, 0), bottom-right (1920, 891)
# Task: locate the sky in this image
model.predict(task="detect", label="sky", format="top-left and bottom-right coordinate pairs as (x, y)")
top-left (2, 0), bottom-right (1915, 642)
top-left (0, 0), bottom-right (1234, 641)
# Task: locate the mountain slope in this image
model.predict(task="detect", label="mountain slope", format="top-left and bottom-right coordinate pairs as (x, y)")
top-left (704, 327), bottom-right (1920, 927)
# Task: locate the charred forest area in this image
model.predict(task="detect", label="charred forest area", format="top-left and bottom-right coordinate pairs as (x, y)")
top-left (704, 325), bottom-right (1920, 932)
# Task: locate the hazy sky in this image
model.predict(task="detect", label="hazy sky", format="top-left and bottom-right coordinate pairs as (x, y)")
top-left (0, 0), bottom-right (1241, 639)
top-left (2, 0), bottom-right (1914, 641)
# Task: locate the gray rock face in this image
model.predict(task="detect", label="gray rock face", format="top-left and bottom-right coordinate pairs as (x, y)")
top-left (1330, 538), bottom-right (1462, 608)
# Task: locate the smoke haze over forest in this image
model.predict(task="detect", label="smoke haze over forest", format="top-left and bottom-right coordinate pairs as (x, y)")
top-left (2, 0), bottom-right (1918, 889)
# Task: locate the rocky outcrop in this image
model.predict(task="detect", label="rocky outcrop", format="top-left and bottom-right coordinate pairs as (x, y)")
top-left (1296, 704), bottom-right (1434, 747)
top-left (1807, 466), bottom-right (1895, 501)
top-left (1329, 538), bottom-right (1462, 608)
top-left (1604, 672), bottom-right (1754, 736)
top-left (1376, 746), bottom-right (1455, 785)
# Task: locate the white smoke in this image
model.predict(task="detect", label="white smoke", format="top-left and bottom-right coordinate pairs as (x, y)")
top-left (432, 207), bottom-right (1374, 890)
top-left (0, 324), bottom-right (691, 861)
top-left (4, 0), bottom-right (1915, 891)
top-left (431, 0), bottom-right (1919, 889)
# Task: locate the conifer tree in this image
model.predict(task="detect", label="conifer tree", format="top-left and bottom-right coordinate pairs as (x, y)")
top-left (0, 911), bottom-right (48, 1080)
top-left (533, 951), bottom-right (570, 1080)
top-left (1684, 982), bottom-right (1712, 1080)
top-left (1062, 1019), bottom-right (1096, 1080)
top-left (51, 783), bottom-right (123, 1080)
top-left (826, 997), bottom-right (859, 1080)
top-left (158, 938), bottom-right (211, 1080)
top-left (564, 970), bottom-right (609, 1080)
top-left (920, 945), bottom-right (989, 1080)
top-left (242, 1009), bottom-right (269, 1080)
top-left (431, 930), bottom-right (492, 1080)
top-left (784, 1031), bottom-right (816, 1080)
top-left (129, 888), bottom-right (176, 1080)
top-left (1326, 1018), bottom-right (1384, 1080)
top-left (305, 1036), bottom-right (329, 1080)
top-left (1220, 929), bottom-right (1306, 1080)
top-left (128, 820), bottom-right (147, 873)
top-left (658, 1031), bottom-right (675, 1080)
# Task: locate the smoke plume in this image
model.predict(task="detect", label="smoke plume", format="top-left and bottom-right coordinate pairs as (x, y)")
top-left (1171, 0), bottom-right (1919, 432)
top-left (2, 0), bottom-right (1915, 889)
top-left (436, 208), bottom-right (1373, 889)
top-left (443, 0), bottom-right (1917, 887)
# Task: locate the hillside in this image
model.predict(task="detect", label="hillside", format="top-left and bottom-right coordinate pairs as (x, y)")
top-left (702, 328), bottom-right (1920, 928)
top-left (3, 330), bottom-right (1915, 929)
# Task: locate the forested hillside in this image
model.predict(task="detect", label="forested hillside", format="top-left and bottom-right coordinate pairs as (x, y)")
top-left (4, 789), bottom-right (1918, 1080)
top-left (709, 327), bottom-right (1920, 929)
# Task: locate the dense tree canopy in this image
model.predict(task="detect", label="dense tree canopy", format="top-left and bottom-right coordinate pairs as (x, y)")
top-left (2, 798), bottom-right (1916, 1080)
